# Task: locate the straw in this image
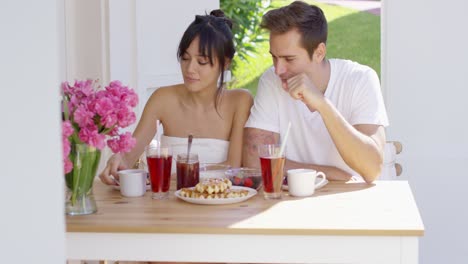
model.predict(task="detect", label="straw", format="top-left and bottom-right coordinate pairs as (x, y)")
top-left (278, 122), bottom-right (291, 157)
top-left (269, 122), bottom-right (291, 194)
top-left (155, 119), bottom-right (161, 147)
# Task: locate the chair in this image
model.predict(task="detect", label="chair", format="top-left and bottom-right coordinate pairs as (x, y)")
top-left (380, 141), bottom-right (403, 180)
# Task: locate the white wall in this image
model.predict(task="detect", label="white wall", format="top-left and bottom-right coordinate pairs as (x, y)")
top-left (101, 0), bottom-right (219, 166)
top-left (0, 0), bottom-right (65, 263)
top-left (64, 0), bottom-right (107, 83)
top-left (383, 0), bottom-right (468, 263)
top-left (64, 0), bottom-right (219, 128)
top-left (109, 0), bottom-right (219, 113)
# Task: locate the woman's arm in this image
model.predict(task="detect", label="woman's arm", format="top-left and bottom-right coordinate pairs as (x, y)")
top-left (99, 88), bottom-right (166, 184)
top-left (224, 89), bottom-right (253, 167)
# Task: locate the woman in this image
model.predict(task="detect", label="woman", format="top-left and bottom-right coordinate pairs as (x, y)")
top-left (99, 10), bottom-right (253, 185)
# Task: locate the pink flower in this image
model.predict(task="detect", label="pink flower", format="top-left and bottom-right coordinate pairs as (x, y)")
top-left (62, 121), bottom-right (74, 138)
top-left (107, 132), bottom-right (136, 153)
top-left (78, 126), bottom-right (106, 150)
top-left (73, 79), bottom-right (94, 97)
top-left (61, 79), bottom-right (138, 173)
top-left (105, 81), bottom-right (138, 107)
top-left (64, 158), bottom-right (73, 174)
top-left (61, 82), bottom-right (72, 95)
top-left (62, 121), bottom-right (74, 174)
top-left (108, 127), bottom-right (120, 137)
top-left (117, 110), bottom-right (136, 128)
top-left (63, 138), bottom-right (71, 157)
top-left (119, 89), bottom-right (139, 107)
top-left (101, 113), bottom-right (118, 128)
top-left (62, 137), bottom-right (72, 174)
top-left (73, 105), bottom-right (95, 127)
top-left (126, 92), bottom-right (139, 107)
top-left (95, 97), bottom-right (114, 117)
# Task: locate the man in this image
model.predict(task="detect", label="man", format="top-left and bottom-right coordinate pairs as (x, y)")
top-left (242, 1), bottom-right (388, 183)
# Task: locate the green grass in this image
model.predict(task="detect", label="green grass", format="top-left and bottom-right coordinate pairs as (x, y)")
top-left (229, 0), bottom-right (380, 95)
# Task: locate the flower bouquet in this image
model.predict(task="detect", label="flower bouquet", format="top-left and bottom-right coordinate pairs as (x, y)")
top-left (62, 80), bottom-right (138, 215)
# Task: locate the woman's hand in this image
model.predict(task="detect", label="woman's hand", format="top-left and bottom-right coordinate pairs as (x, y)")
top-left (98, 153), bottom-right (130, 185)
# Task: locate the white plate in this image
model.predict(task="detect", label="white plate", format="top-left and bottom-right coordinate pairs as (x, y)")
top-left (282, 178), bottom-right (329, 191)
top-left (174, 186), bottom-right (257, 205)
top-left (112, 184), bottom-right (151, 191)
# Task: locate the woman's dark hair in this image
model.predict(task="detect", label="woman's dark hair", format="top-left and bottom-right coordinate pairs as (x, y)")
top-left (261, 1), bottom-right (327, 58)
top-left (177, 9), bottom-right (235, 111)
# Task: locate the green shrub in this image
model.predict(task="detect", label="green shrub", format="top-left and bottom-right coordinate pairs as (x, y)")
top-left (220, 0), bottom-right (271, 67)
top-left (221, 1), bottom-right (380, 96)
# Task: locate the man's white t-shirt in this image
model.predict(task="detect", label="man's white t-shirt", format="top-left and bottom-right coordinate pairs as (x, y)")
top-left (245, 59), bottom-right (389, 177)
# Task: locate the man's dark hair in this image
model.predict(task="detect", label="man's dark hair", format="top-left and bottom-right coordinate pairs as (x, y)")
top-left (261, 1), bottom-right (328, 58)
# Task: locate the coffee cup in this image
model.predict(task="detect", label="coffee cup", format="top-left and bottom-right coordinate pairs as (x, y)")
top-left (118, 169), bottom-right (147, 197)
top-left (287, 169), bottom-right (326, 197)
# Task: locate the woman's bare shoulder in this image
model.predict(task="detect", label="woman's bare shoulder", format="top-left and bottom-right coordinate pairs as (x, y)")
top-left (147, 84), bottom-right (183, 102)
top-left (224, 88), bottom-right (253, 103)
top-left (220, 88), bottom-right (253, 118)
top-left (151, 84), bottom-right (183, 96)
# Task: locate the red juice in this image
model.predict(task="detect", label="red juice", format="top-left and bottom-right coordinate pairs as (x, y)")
top-left (176, 161), bottom-right (199, 190)
top-left (147, 155), bottom-right (172, 192)
top-left (260, 156), bottom-right (285, 193)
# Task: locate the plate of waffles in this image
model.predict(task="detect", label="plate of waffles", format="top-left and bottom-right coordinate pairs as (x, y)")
top-left (175, 186), bottom-right (257, 205)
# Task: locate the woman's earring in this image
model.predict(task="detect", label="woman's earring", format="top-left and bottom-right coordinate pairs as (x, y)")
top-left (218, 70), bottom-right (232, 85)
top-left (223, 70), bottom-right (232, 82)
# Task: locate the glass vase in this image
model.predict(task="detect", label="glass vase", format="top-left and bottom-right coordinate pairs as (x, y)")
top-left (65, 143), bottom-right (101, 215)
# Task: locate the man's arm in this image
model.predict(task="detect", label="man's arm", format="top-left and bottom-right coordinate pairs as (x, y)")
top-left (242, 127), bottom-right (279, 168)
top-left (242, 127), bottom-right (352, 180)
top-left (287, 73), bottom-right (386, 183)
top-left (318, 98), bottom-right (386, 183)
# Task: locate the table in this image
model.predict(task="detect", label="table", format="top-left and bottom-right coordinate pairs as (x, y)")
top-left (67, 180), bottom-right (424, 263)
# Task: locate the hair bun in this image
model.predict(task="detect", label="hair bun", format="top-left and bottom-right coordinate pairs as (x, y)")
top-left (210, 9), bottom-right (233, 29)
top-left (210, 9), bottom-right (225, 18)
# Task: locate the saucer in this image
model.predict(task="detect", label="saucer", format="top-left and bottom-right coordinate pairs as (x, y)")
top-left (112, 184), bottom-right (151, 191)
top-left (282, 178), bottom-right (329, 191)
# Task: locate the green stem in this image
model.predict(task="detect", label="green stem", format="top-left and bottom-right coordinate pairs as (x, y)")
top-left (71, 144), bottom-right (82, 206)
top-left (63, 97), bottom-right (70, 121)
top-left (68, 144), bottom-right (101, 206)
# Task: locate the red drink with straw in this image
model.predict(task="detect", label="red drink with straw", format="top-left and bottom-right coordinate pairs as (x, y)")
top-left (258, 144), bottom-right (285, 199)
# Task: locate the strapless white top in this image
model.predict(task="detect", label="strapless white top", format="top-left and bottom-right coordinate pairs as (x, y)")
top-left (160, 135), bottom-right (229, 172)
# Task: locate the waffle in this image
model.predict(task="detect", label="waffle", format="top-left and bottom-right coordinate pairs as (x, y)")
top-left (179, 187), bottom-right (249, 199)
top-left (194, 178), bottom-right (232, 194)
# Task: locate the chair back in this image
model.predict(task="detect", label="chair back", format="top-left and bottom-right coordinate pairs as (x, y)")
top-left (380, 141), bottom-right (403, 180)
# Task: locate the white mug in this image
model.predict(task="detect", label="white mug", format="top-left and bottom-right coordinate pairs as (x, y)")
top-left (287, 169), bottom-right (326, 197)
top-left (118, 169), bottom-right (147, 197)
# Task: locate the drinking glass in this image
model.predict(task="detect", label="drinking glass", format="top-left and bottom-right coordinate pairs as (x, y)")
top-left (146, 145), bottom-right (172, 199)
top-left (176, 153), bottom-right (199, 190)
top-left (258, 144), bottom-right (285, 199)
top-left (199, 163), bottom-right (231, 179)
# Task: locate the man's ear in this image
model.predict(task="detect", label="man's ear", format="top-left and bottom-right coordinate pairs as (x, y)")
top-left (313, 43), bottom-right (327, 62)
